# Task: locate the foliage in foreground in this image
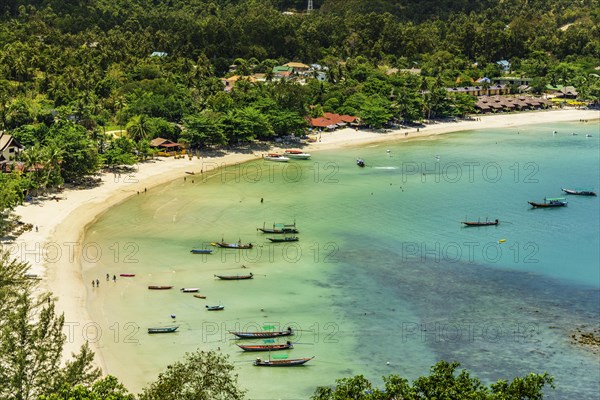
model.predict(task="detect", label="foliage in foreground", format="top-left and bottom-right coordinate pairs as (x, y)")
top-left (312, 360), bottom-right (554, 400)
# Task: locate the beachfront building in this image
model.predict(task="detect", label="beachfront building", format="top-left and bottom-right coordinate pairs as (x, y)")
top-left (0, 134), bottom-right (23, 162)
top-left (149, 137), bottom-right (184, 156)
top-left (475, 96), bottom-right (553, 113)
top-left (309, 113), bottom-right (358, 131)
top-left (446, 84), bottom-right (509, 97)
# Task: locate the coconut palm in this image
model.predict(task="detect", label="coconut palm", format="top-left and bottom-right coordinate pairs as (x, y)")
top-left (126, 115), bottom-right (149, 142)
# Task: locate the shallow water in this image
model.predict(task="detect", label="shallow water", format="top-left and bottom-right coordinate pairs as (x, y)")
top-left (82, 121), bottom-right (599, 398)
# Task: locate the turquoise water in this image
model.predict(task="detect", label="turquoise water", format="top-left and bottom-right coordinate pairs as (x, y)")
top-left (82, 121), bottom-right (599, 399)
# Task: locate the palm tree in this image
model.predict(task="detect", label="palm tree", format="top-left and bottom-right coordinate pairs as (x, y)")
top-left (43, 143), bottom-right (64, 189)
top-left (126, 115), bottom-right (149, 142)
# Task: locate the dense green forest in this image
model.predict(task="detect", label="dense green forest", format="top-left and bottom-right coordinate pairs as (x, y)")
top-left (0, 1), bottom-right (595, 396)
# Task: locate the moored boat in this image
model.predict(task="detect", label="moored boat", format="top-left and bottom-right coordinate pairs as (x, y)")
top-left (216, 240), bottom-right (253, 249)
top-left (180, 287), bottom-right (199, 293)
top-left (258, 222), bottom-right (299, 234)
top-left (267, 236), bottom-right (299, 242)
top-left (193, 294), bottom-right (207, 299)
top-left (148, 285), bottom-right (173, 290)
top-left (461, 219), bottom-right (499, 226)
top-left (528, 197), bottom-right (567, 208)
top-left (561, 188), bottom-right (597, 196)
top-left (230, 327), bottom-right (293, 339)
top-left (206, 305), bottom-right (224, 311)
top-left (190, 249), bottom-right (214, 254)
top-left (253, 356), bottom-right (314, 367)
top-left (120, 273), bottom-right (135, 277)
top-left (148, 326), bottom-right (178, 334)
top-left (284, 149), bottom-right (311, 159)
top-left (215, 273), bottom-right (253, 280)
top-left (237, 341), bottom-right (293, 352)
top-left (264, 153), bottom-right (290, 162)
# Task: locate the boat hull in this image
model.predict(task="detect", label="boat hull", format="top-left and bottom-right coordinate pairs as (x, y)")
top-left (215, 274), bottom-right (253, 280)
top-left (216, 242), bottom-right (253, 249)
top-left (190, 249), bottom-right (213, 254)
top-left (562, 188), bottom-right (597, 196)
top-left (230, 330), bottom-right (293, 339)
top-left (148, 285), bottom-right (173, 290)
top-left (148, 326), bottom-right (178, 334)
top-left (237, 343), bottom-right (293, 352)
top-left (528, 201), bottom-right (567, 208)
top-left (253, 357), bottom-right (313, 367)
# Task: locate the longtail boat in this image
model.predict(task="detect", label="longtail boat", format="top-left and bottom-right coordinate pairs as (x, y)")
top-left (190, 249), bottom-right (214, 254)
top-left (461, 219), bottom-right (499, 226)
top-left (561, 188), bottom-right (597, 196)
top-left (528, 197), bottom-right (567, 208)
top-left (216, 241), bottom-right (253, 249)
top-left (148, 326), bottom-right (178, 334)
top-left (206, 305), bottom-right (224, 311)
top-left (258, 222), bottom-right (299, 234)
top-left (120, 273), bottom-right (135, 277)
top-left (230, 327), bottom-right (293, 339)
top-left (180, 287), bottom-right (199, 293)
top-left (148, 285), bottom-right (173, 290)
top-left (215, 273), bottom-right (253, 280)
top-left (193, 294), bottom-right (206, 299)
top-left (267, 236), bottom-right (299, 243)
top-left (237, 341), bottom-right (293, 352)
top-left (253, 356), bottom-right (314, 367)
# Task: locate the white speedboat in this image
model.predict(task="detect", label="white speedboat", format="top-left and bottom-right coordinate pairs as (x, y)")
top-left (264, 153), bottom-right (290, 162)
top-left (284, 149), bottom-right (311, 159)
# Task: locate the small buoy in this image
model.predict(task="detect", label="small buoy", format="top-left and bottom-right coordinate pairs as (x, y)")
top-left (386, 361), bottom-right (390, 365)
top-left (498, 239), bottom-right (506, 243)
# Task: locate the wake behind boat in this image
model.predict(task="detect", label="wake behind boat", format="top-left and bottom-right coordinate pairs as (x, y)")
top-left (528, 197), bottom-right (567, 208)
top-left (561, 188), bottom-right (597, 196)
top-left (461, 219), bottom-right (499, 226)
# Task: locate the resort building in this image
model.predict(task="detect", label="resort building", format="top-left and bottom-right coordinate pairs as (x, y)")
top-left (309, 113), bottom-right (358, 130)
top-left (0, 134), bottom-right (23, 162)
top-left (283, 62), bottom-right (310, 73)
top-left (446, 84), bottom-right (509, 97)
top-left (475, 96), bottom-right (553, 113)
top-left (221, 75), bottom-right (257, 91)
top-left (149, 138), bottom-right (183, 155)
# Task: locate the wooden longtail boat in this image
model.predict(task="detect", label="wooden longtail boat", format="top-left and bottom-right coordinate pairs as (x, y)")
top-left (206, 305), bottom-right (224, 311)
top-left (215, 273), bottom-right (253, 280)
top-left (147, 326), bottom-right (178, 334)
top-left (193, 294), bottom-right (206, 299)
top-left (237, 341), bottom-right (293, 352)
top-left (216, 241), bottom-right (253, 249)
top-left (148, 285), bottom-right (173, 290)
top-left (561, 188), bottom-right (597, 196)
top-left (461, 219), bottom-right (499, 226)
top-left (528, 197), bottom-right (567, 208)
top-left (253, 356), bottom-right (314, 367)
top-left (190, 249), bottom-right (214, 254)
top-left (230, 327), bottom-right (293, 339)
top-left (267, 236), bottom-right (299, 242)
top-left (258, 222), bottom-right (299, 234)
top-left (119, 273), bottom-right (135, 277)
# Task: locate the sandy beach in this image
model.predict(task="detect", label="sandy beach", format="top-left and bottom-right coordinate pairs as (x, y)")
top-left (7, 107), bottom-right (599, 369)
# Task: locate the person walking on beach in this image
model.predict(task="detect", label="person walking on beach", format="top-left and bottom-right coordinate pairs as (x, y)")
top-left (96, 279), bottom-right (100, 287)
top-left (106, 273), bottom-right (110, 281)
top-left (113, 275), bottom-right (116, 282)
top-left (92, 280), bottom-right (95, 288)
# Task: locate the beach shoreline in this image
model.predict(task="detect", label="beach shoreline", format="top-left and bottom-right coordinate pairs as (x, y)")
top-left (7, 108), bottom-right (599, 372)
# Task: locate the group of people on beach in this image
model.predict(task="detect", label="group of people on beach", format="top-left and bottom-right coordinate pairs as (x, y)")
top-left (91, 274), bottom-right (117, 287)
